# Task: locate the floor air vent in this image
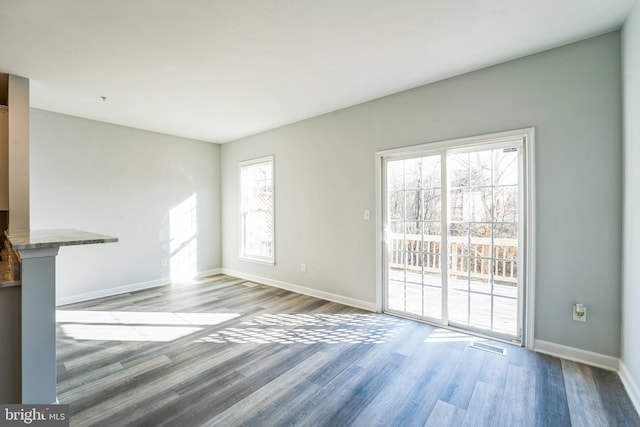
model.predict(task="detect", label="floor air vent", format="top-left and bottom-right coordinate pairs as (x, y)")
top-left (470, 341), bottom-right (507, 355)
top-left (241, 282), bottom-right (258, 287)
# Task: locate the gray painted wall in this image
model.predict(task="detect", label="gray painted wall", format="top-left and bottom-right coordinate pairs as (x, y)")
top-left (30, 109), bottom-right (221, 303)
top-left (221, 32), bottom-right (623, 356)
top-left (622, 0), bottom-right (640, 401)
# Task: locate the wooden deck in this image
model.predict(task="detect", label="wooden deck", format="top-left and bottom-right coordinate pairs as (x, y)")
top-left (56, 275), bottom-right (639, 426)
top-left (388, 268), bottom-right (518, 337)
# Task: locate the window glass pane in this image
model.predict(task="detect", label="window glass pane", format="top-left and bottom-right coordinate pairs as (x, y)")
top-left (406, 264), bottom-right (422, 285)
top-left (389, 236), bottom-right (404, 252)
top-left (422, 156), bottom-right (441, 188)
top-left (405, 283), bottom-right (422, 316)
top-left (470, 243), bottom-right (491, 266)
top-left (389, 221), bottom-right (405, 234)
top-left (470, 150), bottom-right (492, 187)
top-left (423, 252), bottom-right (441, 274)
top-left (388, 266), bottom-right (405, 282)
top-left (423, 286), bottom-right (442, 319)
top-left (389, 251), bottom-right (405, 269)
top-left (493, 186), bottom-right (518, 222)
top-left (423, 222), bottom-right (441, 255)
top-left (387, 280), bottom-right (405, 311)
top-left (494, 245), bottom-right (517, 264)
top-left (495, 260), bottom-right (518, 282)
top-left (448, 253), bottom-right (469, 281)
top-left (494, 148), bottom-right (518, 186)
top-left (469, 292), bottom-right (491, 329)
top-left (404, 158), bottom-right (422, 190)
top-left (448, 286), bottom-right (468, 324)
top-left (404, 220), bottom-right (421, 236)
top-left (404, 190), bottom-right (422, 221)
top-left (449, 188), bottom-right (467, 221)
top-left (493, 296), bottom-right (517, 335)
top-left (470, 223), bottom-right (491, 239)
top-left (448, 153), bottom-right (469, 188)
top-left (404, 222), bottom-right (422, 252)
top-left (423, 188), bottom-right (441, 221)
top-left (469, 187), bottom-right (492, 222)
top-left (424, 221), bottom-right (441, 238)
top-left (240, 157), bottom-right (274, 262)
top-left (387, 160), bottom-right (404, 191)
top-left (448, 222), bottom-right (468, 237)
top-left (469, 258), bottom-right (491, 284)
top-left (423, 258), bottom-right (442, 283)
top-left (388, 191), bottom-right (404, 221)
top-left (493, 282), bottom-right (517, 298)
top-left (494, 223), bottom-right (517, 239)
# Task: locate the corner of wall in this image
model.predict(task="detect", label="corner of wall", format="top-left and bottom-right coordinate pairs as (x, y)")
top-left (621, 0), bottom-right (640, 417)
top-left (533, 339), bottom-right (619, 371)
top-left (619, 359), bottom-right (640, 415)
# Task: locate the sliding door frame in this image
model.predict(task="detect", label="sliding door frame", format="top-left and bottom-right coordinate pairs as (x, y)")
top-left (375, 128), bottom-right (536, 349)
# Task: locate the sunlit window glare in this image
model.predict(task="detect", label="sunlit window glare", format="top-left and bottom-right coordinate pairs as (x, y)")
top-left (57, 310), bottom-right (404, 345)
top-left (60, 324), bottom-right (203, 342)
top-left (56, 310), bottom-right (240, 342)
top-left (196, 313), bottom-right (405, 344)
top-left (424, 328), bottom-right (483, 343)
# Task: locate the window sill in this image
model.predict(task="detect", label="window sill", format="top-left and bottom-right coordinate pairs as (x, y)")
top-left (240, 256), bottom-right (275, 266)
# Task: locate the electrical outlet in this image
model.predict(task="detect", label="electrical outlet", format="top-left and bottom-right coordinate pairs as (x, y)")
top-left (301, 263), bottom-right (307, 273)
top-left (161, 258), bottom-right (167, 266)
top-left (573, 304), bottom-right (586, 322)
top-left (363, 210), bottom-right (371, 220)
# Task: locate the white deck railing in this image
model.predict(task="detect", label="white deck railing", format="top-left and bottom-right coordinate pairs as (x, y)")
top-left (389, 233), bottom-right (517, 283)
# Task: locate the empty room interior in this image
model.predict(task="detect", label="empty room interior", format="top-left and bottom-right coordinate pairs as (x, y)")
top-left (1, 0), bottom-right (640, 425)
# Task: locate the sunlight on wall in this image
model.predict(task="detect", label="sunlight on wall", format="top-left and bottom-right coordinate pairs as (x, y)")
top-left (170, 193), bottom-right (198, 282)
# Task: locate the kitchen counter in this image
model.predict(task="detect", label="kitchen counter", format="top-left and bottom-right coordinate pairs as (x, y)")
top-left (5, 228), bottom-right (118, 403)
top-left (6, 228), bottom-right (118, 250)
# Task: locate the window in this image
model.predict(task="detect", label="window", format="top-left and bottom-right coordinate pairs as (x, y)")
top-left (240, 156), bottom-right (274, 264)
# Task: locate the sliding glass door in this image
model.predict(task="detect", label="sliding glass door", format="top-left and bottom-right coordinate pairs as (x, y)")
top-left (383, 135), bottom-right (526, 343)
top-left (386, 155), bottom-right (444, 321)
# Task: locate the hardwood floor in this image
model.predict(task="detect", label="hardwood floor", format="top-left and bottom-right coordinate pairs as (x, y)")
top-left (56, 275), bottom-right (639, 426)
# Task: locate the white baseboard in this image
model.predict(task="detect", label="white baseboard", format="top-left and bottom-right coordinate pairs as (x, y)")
top-left (56, 268), bottom-right (223, 306)
top-left (619, 360), bottom-right (640, 415)
top-left (195, 268), bottom-right (223, 279)
top-left (221, 268), bottom-right (378, 312)
top-left (534, 339), bottom-right (619, 371)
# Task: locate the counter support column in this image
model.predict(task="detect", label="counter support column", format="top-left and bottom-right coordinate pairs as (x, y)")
top-left (19, 246), bottom-right (60, 404)
top-left (7, 228), bottom-right (118, 404)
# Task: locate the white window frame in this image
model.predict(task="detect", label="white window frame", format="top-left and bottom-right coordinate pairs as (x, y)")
top-left (375, 128), bottom-right (536, 349)
top-left (239, 155), bottom-right (275, 265)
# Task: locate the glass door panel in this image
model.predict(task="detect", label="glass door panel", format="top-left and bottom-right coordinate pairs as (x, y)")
top-left (385, 155), bottom-right (443, 322)
top-left (446, 146), bottom-right (520, 338)
top-left (384, 140), bottom-right (523, 342)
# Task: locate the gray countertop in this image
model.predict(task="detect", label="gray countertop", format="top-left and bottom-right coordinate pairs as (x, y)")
top-left (6, 229), bottom-right (118, 250)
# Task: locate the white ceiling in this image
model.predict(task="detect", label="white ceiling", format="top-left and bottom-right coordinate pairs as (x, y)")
top-left (0, 0), bottom-right (635, 143)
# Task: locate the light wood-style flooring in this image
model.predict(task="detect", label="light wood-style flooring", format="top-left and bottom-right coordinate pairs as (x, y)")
top-left (56, 275), bottom-right (639, 426)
